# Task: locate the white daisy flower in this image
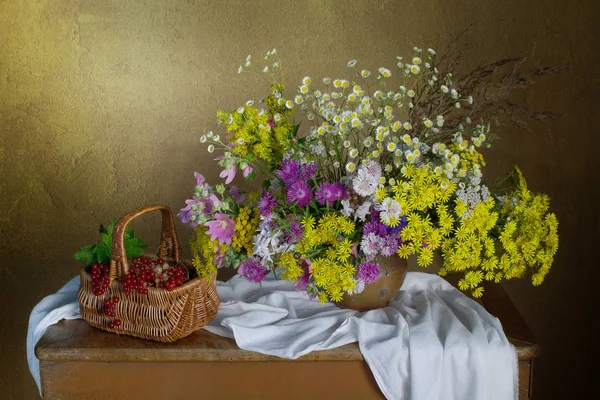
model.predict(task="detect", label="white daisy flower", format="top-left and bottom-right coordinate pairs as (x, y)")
top-left (428, 48), bottom-right (436, 55)
top-left (423, 119), bottom-right (433, 128)
top-left (238, 66), bottom-right (243, 74)
top-left (360, 69), bottom-right (371, 78)
top-left (403, 122), bottom-right (413, 130)
top-left (407, 89), bottom-right (416, 98)
top-left (333, 79), bottom-right (342, 88)
top-left (294, 95), bottom-right (303, 104)
top-left (346, 162), bottom-right (356, 172)
top-left (302, 76), bottom-right (311, 85)
top-left (468, 95), bottom-right (474, 105)
top-left (207, 144), bottom-right (215, 153)
top-left (410, 64), bottom-right (421, 74)
top-left (299, 85), bottom-right (309, 94)
top-left (263, 66), bottom-right (269, 73)
top-left (285, 100), bottom-right (293, 109)
top-left (378, 67), bottom-right (392, 78)
top-left (322, 77), bottom-right (331, 85)
top-left (440, 85), bottom-right (449, 94)
top-left (412, 57), bottom-right (422, 65)
top-left (349, 148), bottom-right (359, 158)
top-left (451, 89), bottom-right (458, 99)
top-left (455, 102), bottom-right (461, 109)
top-left (237, 106), bottom-right (245, 114)
top-left (387, 142), bottom-right (397, 152)
top-left (347, 59), bottom-right (357, 68)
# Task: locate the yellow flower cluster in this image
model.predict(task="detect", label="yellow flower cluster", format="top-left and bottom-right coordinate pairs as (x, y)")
top-left (278, 252), bottom-right (302, 281)
top-left (190, 225), bottom-right (226, 280)
top-left (390, 166), bottom-right (456, 267)
top-left (497, 168), bottom-right (559, 287)
top-left (217, 84), bottom-right (294, 166)
top-left (297, 214), bottom-right (356, 302)
top-left (231, 207), bottom-right (260, 255)
top-left (439, 199), bottom-right (499, 298)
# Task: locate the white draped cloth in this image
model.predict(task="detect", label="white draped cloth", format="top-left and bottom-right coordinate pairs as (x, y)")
top-left (28, 272), bottom-right (517, 399)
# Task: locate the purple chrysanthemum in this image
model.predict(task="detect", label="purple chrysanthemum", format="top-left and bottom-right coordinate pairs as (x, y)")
top-left (380, 236), bottom-right (400, 257)
top-left (238, 257), bottom-right (268, 284)
top-left (283, 221), bottom-right (303, 244)
top-left (258, 190), bottom-right (278, 217)
top-left (315, 182), bottom-right (348, 206)
top-left (276, 159), bottom-right (301, 186)
top-left (363, 220), bottom-right (388, 237)
top-left (300, 162), bottom-right (317, 180)
top-left (287, 180), bottom-right (313, 207)
top-left (358, 262), bottom-right (380, 283)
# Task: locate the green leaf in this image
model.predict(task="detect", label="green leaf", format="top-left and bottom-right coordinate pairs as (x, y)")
top-left (245, 171), bottom-right (256, 181)
top-left (99, 224), bottom-right (107, 235)
top-left (95, 243), bottom-right (112, 265)
top-left (101, 233), bottom-right (111, 246)
top-left (74, 244), bottom-right (97, 266)
top-left (262, 179), bottom-right (271, 190)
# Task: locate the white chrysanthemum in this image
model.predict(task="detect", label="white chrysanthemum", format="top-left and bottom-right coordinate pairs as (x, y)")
top-left (294, 95), bottom-right (303, 104)
top-left (468, 95), bottom-right (474, 105)
top-left (333, 79), bottom-right (342, 88)
top-left (378, 67), bottom-right (392, 78)
top-left (346, 162), bottom-right (356, 172)
top-left (307, 113), bottom-right (315, 121)
top-left (302, 76), bottom-right (311, 85)
top-left (405, 151), bottom-right (416, 163)
top-left (236, 137), bottom-right (245, 145)
top-left (349, 148), bottom-right (359, 158)
top-left (412, 57), bottom-right (422, 65)
top-left (403, 122), bottom-right (413, 130)
top-left (428, 48), bottom-right (436, 55)
top-left (262, 66), bottom-right (269, 73)
top-left (238, 66), bottom-right (243, 74)
top-left (440, 85), bottom-right (449, 94)
top-left (347, 59), bottom-right (357, 67)
top-left (407, 89), bottom-right (416, 98)
top-left (237, 106), bottom-right (245, 114)
top-left (363, 137), bottom-right (373, 147)
top-left (322, 77), bottom-right (331, 85)
top-left (333, 161), bottom-right (340, 168)
top-left (343, 140), bottom-right (351, 148)
top-left (423, 119), bottom-right (433, 128)
top-left (273, 62), bottom-right (280, 69)
top-left (274, 113), bottom-right (281, 122)
top-left (455, 102), bottom-right (461, 109)
top-left (410, 65), bottom-right (421, 74)
top-left (348, 279), bottom-right (366, 295)
top-left (347, 93), bottom-right (357, 103)
top-left (299, 85), bottom-right (309, 94)
top-left (200, 135), bottom-right (207, 143)
top-left (379, 198), bottom-right (402, 225)
top-left (451, 89), bottom-right (459, 99)
top-left (387, 142), bottom-right (397, 152)
top-left (384, 164), bottom-right (392, 173)
top-left (361, 69), bottom-right (371, 78)
top-left (340, 200), bottom-right (354, 219)
top-left (351, 118), bottom-right (363, 128)
top-left (356, 201), bottom-right (372, 221)
top-left (207, 144), bottom-right (215, 153)
top-left (436, 115), bottom-right (444, 127)
top-left (341, 80), bottom-right (350, 88)
top-left (285, 100), bottom-right (293, 109)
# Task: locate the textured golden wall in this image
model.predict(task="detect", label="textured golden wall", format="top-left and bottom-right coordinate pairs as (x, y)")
top-left (1, 0), bottom-right (598, 398)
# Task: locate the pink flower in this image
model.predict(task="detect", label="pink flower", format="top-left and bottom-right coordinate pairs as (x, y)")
top-left (238, 257), bottom-right (268, 284)
top-left (242, 164), bottom-right (254, 178)
top-left (194, 172), bottom-right (206, 187)
top-left (219, 160), bottom-right (237, 184)
top-left (294, 258), bottom-right (313, 293)
top-left (204, 213), bottom-right (235, 245)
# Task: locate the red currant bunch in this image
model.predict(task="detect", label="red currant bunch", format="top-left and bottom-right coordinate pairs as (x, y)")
top-left (90, 263), bottom-right (110, 296)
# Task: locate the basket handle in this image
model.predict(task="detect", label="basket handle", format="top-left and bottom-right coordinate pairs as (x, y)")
top-left (109, 204), bottom-right (182, 280)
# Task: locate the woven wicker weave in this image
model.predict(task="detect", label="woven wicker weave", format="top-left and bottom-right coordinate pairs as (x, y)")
top-left (78, 204), bottom-right (220, 342)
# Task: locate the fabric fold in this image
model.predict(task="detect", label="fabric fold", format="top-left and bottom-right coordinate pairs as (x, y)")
top-left (27, 272), bottom-right (518, 400)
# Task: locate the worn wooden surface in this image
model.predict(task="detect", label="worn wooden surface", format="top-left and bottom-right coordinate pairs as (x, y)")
top-left (36, 275), bottom-right (538, 399)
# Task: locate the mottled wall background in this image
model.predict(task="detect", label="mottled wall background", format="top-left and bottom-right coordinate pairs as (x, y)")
top-left (1, 0), bottom-right (597, 398)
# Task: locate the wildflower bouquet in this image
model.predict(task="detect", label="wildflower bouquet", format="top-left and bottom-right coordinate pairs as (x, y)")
top-left (179, 47), bottom-right (558, 302)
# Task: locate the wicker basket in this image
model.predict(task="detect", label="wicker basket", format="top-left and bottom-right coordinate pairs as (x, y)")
top-left (78, 204), bottom-right (220, 342)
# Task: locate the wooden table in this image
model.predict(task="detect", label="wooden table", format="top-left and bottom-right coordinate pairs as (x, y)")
top-left (36, 276), bottom-right (538, 399)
